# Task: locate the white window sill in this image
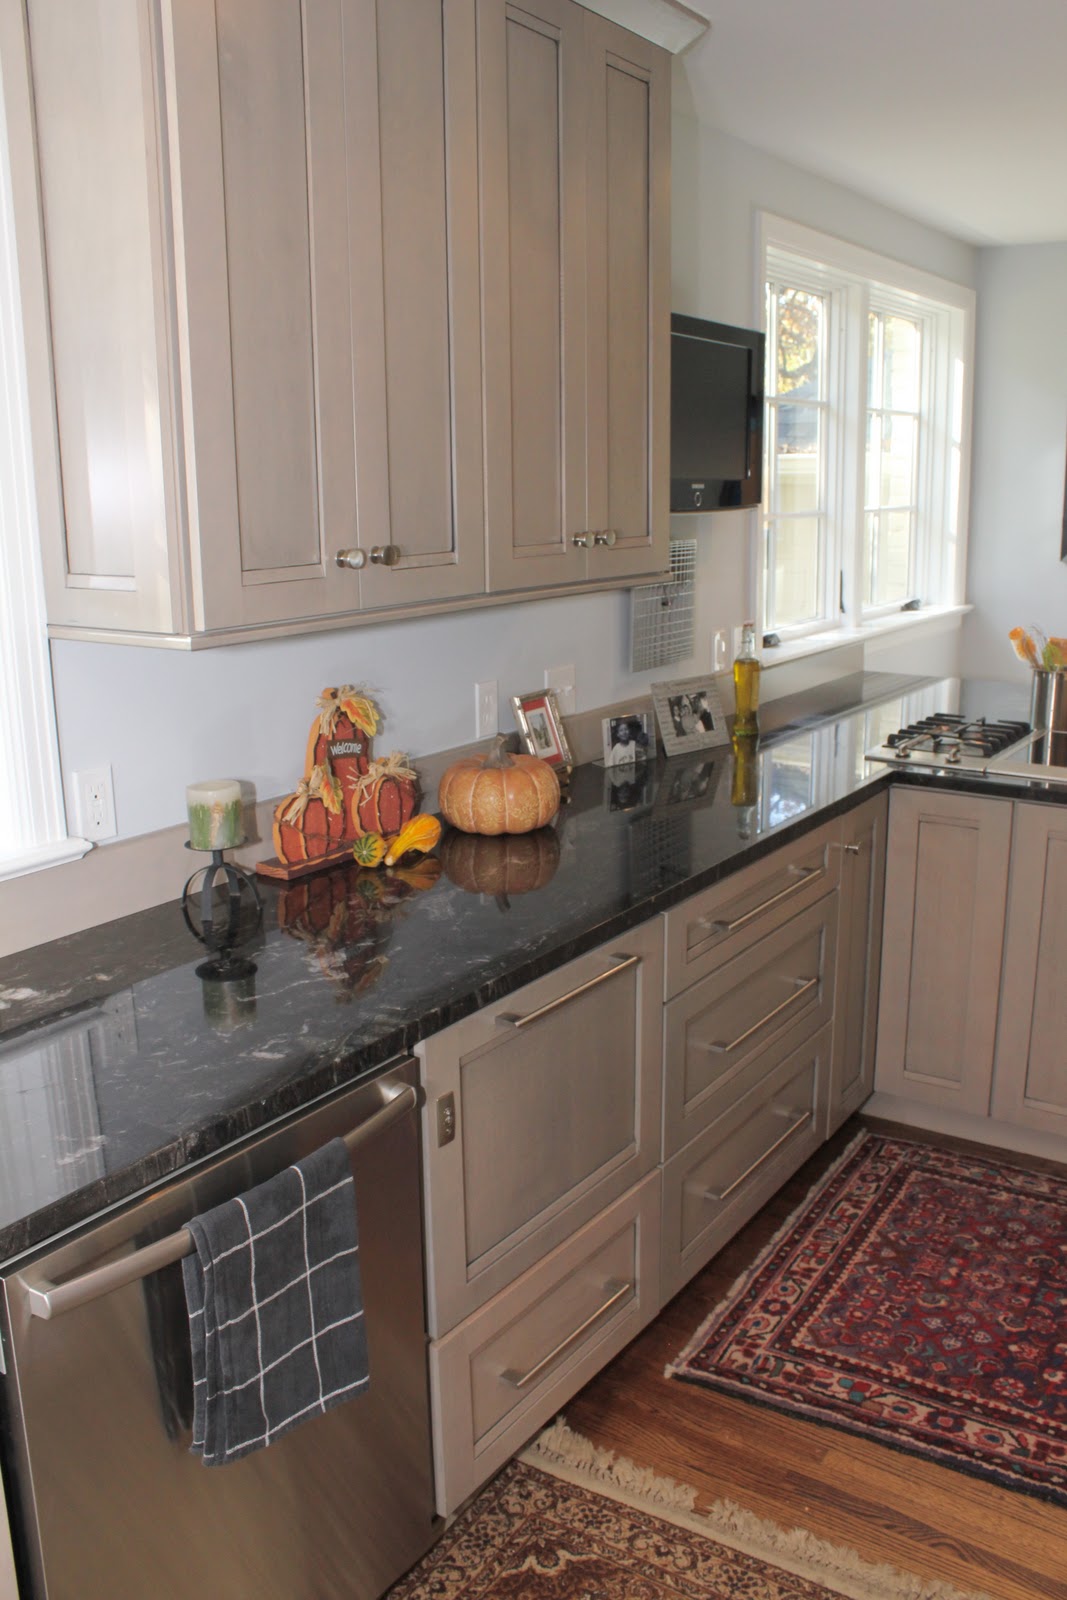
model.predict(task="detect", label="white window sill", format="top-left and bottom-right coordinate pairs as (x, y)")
top-left (0, 837), bottom-right (92, 885)
top-left (760, 604), bottom-right (972, 668)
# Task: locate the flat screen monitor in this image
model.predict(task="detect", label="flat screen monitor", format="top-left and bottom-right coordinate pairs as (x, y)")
top-left (670, 314), bottom-right (765, 512)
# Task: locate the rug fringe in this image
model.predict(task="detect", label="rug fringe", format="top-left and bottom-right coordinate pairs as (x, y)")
top-left (664, 1128), bottom-right (871, 1380)
top-left (525, 1417), bottom-right (993, 1600)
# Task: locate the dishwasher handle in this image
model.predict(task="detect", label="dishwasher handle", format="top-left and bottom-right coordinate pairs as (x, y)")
top-left (23, 1082), bottom-right (419, 1323)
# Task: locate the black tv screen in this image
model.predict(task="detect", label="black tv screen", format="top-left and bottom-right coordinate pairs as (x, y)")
top-left (670, 314), bottom-right (765, 512)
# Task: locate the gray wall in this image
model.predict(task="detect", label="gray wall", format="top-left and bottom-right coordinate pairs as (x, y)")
top-left (961, 244), bottom-right (1067, 683)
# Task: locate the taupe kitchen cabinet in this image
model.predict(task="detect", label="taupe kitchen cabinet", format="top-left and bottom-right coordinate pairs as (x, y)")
top-left (874, 787), bottom-right (1012, 1117)
top-left (991, 801), bottom-right (1067, 1134)
top-left (8, 0), bottom-right (485, 641)
top-left (478, 0), bottom-right (670, 592)
top-left (826, 791), bottom-right (887, 1136)
top-left (659, 818), bottom-right (842, 1299)
top-left (416, 918), bottom-right (663, 1514)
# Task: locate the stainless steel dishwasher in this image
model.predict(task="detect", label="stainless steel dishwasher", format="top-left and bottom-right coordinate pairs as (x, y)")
top-left (0, 1057), bottom-right (438, 1600)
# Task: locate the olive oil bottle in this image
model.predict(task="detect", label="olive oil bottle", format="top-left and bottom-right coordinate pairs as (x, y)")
top-left (732, 621), bottom-right (761, 736)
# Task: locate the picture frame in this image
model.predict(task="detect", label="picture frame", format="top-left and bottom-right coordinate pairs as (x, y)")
top-left (651, 675), bottom-right (730, 758)
top-left (601, 710), bottom-right (653, 767)
top-left (511, 688), bottom-right (573, 770)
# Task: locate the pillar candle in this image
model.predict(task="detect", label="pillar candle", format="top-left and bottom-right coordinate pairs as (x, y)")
top-left (186, 779), bottom-right (244, 851)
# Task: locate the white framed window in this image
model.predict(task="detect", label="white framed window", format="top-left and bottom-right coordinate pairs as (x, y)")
top-left (758, 214), bottom-right (974, 644)
top-left (0, 63), bottom-right (86, 882)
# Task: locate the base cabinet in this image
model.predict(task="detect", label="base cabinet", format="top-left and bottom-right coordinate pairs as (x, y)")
top-left (992, 802), bottom-right (1067, 1134)
top-left (827, 791), bottom-right (887, 1136)
top-left (874, 787), bottom-right (1012, 1117)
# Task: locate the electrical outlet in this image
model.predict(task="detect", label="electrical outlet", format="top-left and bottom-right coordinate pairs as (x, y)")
top-left (712, 629), bottom-right (728, 673)
top-left (475, 679), bottom-right (498, 740)
top-left (75, 765), bottom-right (117, 841)
top-left (545, 663), bottom-right (576, 715)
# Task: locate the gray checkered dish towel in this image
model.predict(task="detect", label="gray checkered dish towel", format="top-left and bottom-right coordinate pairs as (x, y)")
top-left (181, 1137), bottom-right (368, 1465)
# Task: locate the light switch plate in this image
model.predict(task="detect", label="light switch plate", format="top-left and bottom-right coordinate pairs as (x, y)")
top-left (545, 664), bottom-right (576, 715)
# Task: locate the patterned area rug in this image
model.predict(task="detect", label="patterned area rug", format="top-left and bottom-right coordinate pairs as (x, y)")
top-left (386, 1419), bottom-right (989, 1600)
top-left (668, 1132), bottom-right (1067, 1506)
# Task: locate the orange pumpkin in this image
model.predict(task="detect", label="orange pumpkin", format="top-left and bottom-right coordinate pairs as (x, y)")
top-left (438, 736), bottom-right (560, 835)
top-left (439, 827), bottom-right (560, 896)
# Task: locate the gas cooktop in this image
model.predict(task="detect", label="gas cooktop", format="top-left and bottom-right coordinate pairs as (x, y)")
top-left (865, 712), bottom-right (1033, 775)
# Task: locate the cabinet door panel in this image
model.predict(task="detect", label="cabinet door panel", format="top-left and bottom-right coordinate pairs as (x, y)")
top-left (354, 0), bottom-right (485, 607)
top-left (827, 793), bottom-right (887, 1135)
top-left (583, 20), bottom-right (669, 581)
top-left (875, 789), bottom-right (1011, 1116)
top-left (480, 0), bottom-right (586, 591)
top-left (993, 804), bottom-right (1067, 1131)
top-left (418, 917), bottom-right (662, 1336)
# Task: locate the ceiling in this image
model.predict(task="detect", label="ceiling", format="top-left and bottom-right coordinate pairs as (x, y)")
top-left (672, 0), bottom-right (1067, 247)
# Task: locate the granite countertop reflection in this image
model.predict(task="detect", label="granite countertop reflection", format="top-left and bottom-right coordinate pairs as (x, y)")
top-left (0, 669), bottom-right (1049, 1262)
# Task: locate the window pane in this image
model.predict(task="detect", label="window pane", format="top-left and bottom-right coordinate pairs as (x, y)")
top-left (865, 413), bottom-right (882, 505)
top-left (771, 516), bottom-right (821, 627)
top-left (880, 413), bottom-right (917, 505)
top-left (882, 316), bottom-right (920, 410)
top-left (773, 403), bottom-right (820, 513)
top-left (772, 288), bottom-right (822, 399)
top-left (866, 509), bottom-right (913, 607)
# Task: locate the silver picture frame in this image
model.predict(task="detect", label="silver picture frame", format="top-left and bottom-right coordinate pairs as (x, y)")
top-left (651, 675), bottom-right (730, 757)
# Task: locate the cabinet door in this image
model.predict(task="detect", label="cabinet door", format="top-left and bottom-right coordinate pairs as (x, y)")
top-left (165, 0), bottom-right (482, 630)
top-left (582, 11), bottom-right (670, 582)
top-left (874, 788), bottom-right (1012, 1117)
top-left (992, 803), bottom-right (1067, 1133)
top-left (417, 917), bottom-right (663, 1336)
top-left (827, 793), bottom-right (887, 1136)
top-left (479, 0), bottom-right (588, 592)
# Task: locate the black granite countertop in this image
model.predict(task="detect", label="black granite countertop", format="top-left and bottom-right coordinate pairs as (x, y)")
top-left (0, 669), bottom-right (1058, 1264)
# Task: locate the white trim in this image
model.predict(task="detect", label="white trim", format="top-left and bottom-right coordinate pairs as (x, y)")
top-left (0, 57), bottom-right (71, 880)
top-left (760, 602), bottom-right (970, 668)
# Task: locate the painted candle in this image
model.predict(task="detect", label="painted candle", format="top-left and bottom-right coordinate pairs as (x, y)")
top-left (186, 779), bottom-right (244, 851)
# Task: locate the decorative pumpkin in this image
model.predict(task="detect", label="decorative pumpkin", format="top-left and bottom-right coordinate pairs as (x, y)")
top-left (438, 735), bottom-right (560, 835)
top-left (352, 752), bottom-right (419, 838)
top-left (304, 687), bottom-right (379, 837)
top-left (384, 813), bottom-right (442, 865)
top-left (439, 827), bottom-right (560, 898)
top-left (272, 764), bottom-right (344, 862)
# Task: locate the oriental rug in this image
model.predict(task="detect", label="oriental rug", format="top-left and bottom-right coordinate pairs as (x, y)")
top-left (668, 1132), bottom-right (1067, 1507)
top-left (385, 1418), bottom-right (989, 1600)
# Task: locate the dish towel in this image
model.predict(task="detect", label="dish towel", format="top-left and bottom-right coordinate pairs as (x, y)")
top-left (182, 1136), bottom-right (368, 1465)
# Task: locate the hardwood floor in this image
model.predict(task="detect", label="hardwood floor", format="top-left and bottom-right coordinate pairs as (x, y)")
top-left (562, 1117), bottom-right (1067, 1600)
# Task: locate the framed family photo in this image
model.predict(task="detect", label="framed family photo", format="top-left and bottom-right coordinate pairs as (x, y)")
top-left (651, 675), bottom-right (730, 758)
top-left (600, 710), bottom-right (653, 767)
top-left (511, 688), bottom-right (574, 771)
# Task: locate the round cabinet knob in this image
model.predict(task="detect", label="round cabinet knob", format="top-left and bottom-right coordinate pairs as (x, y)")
top-left (370, 544), bottom-right (402, 567)
top-left (572, 533), bottom-right (590, 549)
top-left (593, 529), bottom-right (617, 548)
top-left (843, 841), bottom-right (861, 855)
top-left (335, 547), bottom-right (367, 570)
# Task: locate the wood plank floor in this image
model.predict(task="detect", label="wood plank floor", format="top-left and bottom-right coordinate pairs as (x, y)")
top-left (562, 1117), bottom-right (1067, 1600)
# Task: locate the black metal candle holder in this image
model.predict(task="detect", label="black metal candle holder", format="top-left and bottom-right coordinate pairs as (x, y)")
top-left (182, 844), bottom-right (263, 980)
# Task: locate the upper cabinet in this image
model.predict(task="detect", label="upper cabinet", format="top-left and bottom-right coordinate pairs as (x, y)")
top-left (4, 0), bottom-right (669, 646)
top-left (479, 0), bottom-right (670, 593)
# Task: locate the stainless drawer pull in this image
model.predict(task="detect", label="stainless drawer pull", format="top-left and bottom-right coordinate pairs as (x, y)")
top-left (706, 975), bottom-right (819, 1054)
top-left (502, 1279), bottom-right (633, 1390)
top-left (702, 865), bottom-right (820, 936)
top-left (496, 954), bottom-right (640, 1032)
top-left (702, 1111), bottom-right (813, 1204)
top-left (24, 1084), bottom-right (419, 1321)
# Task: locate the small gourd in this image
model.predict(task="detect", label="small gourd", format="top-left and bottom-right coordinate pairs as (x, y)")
top-left (437, 735), bottom-right (560, 835)
top-left (351, 832), bottom-right (387, 868)
top-left (383, 813), bottom-right (443, 865)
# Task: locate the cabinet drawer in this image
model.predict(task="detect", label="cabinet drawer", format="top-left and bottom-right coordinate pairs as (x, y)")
top-left (665, 821), bottom-right (839, 999)
top-left (664, 895), bottom-right (836, 1157)
top-left (418, 919), bottom-right (663, 1336)
top-left (661, 1024), bottom-right (829, 1302)
top-left (429, 1172), bottom-right (661, 1517)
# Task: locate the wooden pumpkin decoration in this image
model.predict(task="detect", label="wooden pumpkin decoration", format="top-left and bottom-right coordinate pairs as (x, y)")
top-left (352, 752), bottom-right (419, 838)
top-left (305, 687), bottom-right (379, 836)
top-left (438, 735), bottom-right (560, 835)
top-left (439, 827), bottom-right (560, 897)
top-left (272, 764), bottom-right (344, 863)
